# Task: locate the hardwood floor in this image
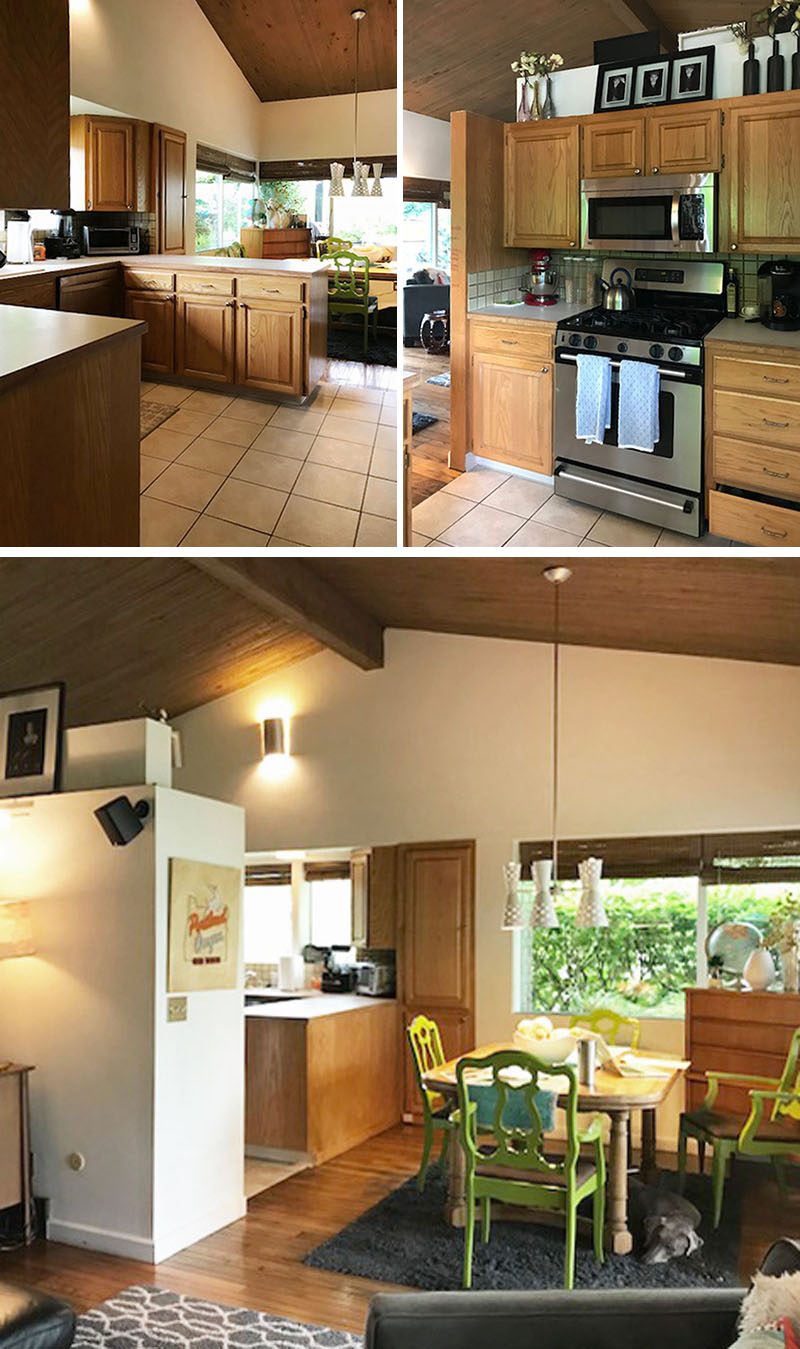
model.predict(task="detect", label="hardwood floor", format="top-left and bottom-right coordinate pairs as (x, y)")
top-left (403, 346), bottom-right (459, 508)
top-left (325, 356), bottom-right (396, 393)
top-left (2, 1126), bottom-right (799, 1336)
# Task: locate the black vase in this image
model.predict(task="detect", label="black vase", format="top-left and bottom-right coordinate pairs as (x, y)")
top-left (743, 41), bottom-right (760, 94)
top-left (793, 33), bottom-right (800, 89)
top-left (767, 36), bottom-right (785, 91)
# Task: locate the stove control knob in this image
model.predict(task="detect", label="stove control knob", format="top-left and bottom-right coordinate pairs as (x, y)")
top-left (649, 343), bottom-right (665, 360)
top-left (569, 333), bottom-right (582, 347)
top-left (617, 341), bottom-right (628, 354)
top-left (583, 335), bottom-right (598, 350)
top-left (668, 346), bottom-right (684, 363)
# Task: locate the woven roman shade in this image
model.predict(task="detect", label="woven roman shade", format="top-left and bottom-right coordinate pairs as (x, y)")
top-left (303, 861), bottom-right (352, 882)
top-left (244, 863), bottom-right (291, 886)
top-left (700, 831), bottom-right (800, 884)
top-left (520, 831), bottom-right (800, 883)
top-left (260, 157), bottom-right (398, 183)
top-left (403, 176), bottom-right (450, 206)
top-left (197, 143), bottom-right (257, 184)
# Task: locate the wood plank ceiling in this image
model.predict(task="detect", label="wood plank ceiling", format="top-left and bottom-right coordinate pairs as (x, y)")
top-left (195, 0), bottom-right (397, 102)
top-left (404, 0), bottom-right (751, 120)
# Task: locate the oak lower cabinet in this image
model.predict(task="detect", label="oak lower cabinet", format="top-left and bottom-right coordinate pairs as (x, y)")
top-left (0, 278), bottom-right (57, 310)
top-left (685, 987), bottom-right (800, 1116)
top-left (472, 351), bottom-right (553, 474)
top-left (59, 268), bottom-right (122, 317)
top-left (725, 93), bottom-right (800, 252)
top-left (236, 299), bottom-right (304, 396)
top-left (505, 121), bottom-right (580, 248)
top-left (125, 290), bottom-right (176, 376)
top-left (176, 294), bottom-right (236, 384)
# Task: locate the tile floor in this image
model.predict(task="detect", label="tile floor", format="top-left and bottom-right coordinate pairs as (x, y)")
top-left (411, 467), bottom-right (734, 548)
top-left (140, 380), bottom-right (398, 548)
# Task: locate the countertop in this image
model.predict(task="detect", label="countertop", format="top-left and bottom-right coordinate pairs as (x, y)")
top-left (245, 994), bottom-right (397, 1021)
top-left (0, 306), bottom-right (145, 386)
top-left (471, 300), bottom-right (590, 324)
top-left (707, 316), bottom-right (800, 353)
top-left (0, 254), bottom-right (328, 284)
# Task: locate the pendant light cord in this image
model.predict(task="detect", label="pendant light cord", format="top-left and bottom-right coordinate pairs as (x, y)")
top-left (552, 582), bottom-right (560, 886)
top-left (353, 16), bottom-right (360, 174)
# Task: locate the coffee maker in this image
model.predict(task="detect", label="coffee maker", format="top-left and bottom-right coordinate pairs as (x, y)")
top-left (523, 248), bottom-right (559, 306)
top-left (758, 259), bottom-right (800, 332)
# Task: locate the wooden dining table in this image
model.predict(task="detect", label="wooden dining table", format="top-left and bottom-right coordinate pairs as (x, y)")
top-left (423, 1041), bottom-right (687, 1254)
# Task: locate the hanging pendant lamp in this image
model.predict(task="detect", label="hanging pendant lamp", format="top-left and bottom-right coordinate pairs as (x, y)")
top-left (330, 10), bottom-right (371, 198)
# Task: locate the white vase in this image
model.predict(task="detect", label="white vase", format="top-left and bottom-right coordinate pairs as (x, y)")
top-left (744, 945), bottom-right (776, 991)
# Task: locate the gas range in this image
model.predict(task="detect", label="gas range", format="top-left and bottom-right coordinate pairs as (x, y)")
top-left (557, 303), bottom-right (723, 370)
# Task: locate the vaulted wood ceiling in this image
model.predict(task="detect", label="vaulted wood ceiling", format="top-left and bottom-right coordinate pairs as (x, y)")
top-left (195, 0), bottom-right (397, 102)
top-left (404, 0), bottom-right (751, 121)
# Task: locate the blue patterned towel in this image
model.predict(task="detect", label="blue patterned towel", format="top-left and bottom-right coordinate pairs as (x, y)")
top-left (468, 1082), bottom-right (556, 1133)
top-left (618, 359), bottom-right (660, 452)
top-left (575, 353), bottom-right (612, 444)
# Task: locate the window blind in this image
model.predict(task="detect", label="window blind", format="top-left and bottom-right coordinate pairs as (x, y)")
top-left (520, 830), bottom-right (800, 882)
top-left (245, 863), bottom-right (291, 886)
top-left (403, 176), bottom-right (450, 206)
top-left (700, 831), bottom-right (800, 884)
top-left (304, 861), bottom-right (352, 882)
top-left (259, 156), bottom-right (398, 183)
top-left (197, 144), bottom-right (257, 184)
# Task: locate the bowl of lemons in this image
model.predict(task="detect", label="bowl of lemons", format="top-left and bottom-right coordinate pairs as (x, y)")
top-left (512, 1016), bottom-right (577, 1065)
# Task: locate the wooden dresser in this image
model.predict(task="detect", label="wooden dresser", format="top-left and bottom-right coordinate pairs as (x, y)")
top-left (241, 227), bottom-right (312, 260)
top-left (685, 986), bottom-right (800, 1115)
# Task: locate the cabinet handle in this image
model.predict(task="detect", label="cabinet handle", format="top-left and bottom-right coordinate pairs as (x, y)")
top-left (262, 288), bottom-right (281, 294)
top-left (500, 339), bottom-right (518, 346)
top-left (541, 366), bottom-right (550, 373)
top-left (569, 240), bottom-right (576, 247)
top-left (226, 301), bottom-right (237, 308)
top-left (763, 418), bottom-right (789, 427)
top-left (731, 242), bottom-right (738, 250)
top-left (652, 166), bottom-right (660, 174)
top-left (762, 525), bottom-right (788, 539)
top-left (764, 376), bottom-right (790, 384)
top-left (763, 467), bottom-right (790, 478)
top-left (240, 302), bottom-right (248, 310)
top-left (634, 167), bottom-right (642, 175)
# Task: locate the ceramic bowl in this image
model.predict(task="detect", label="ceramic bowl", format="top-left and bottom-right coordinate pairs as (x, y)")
top-left (512, 1031), bottom-right (577, 1064)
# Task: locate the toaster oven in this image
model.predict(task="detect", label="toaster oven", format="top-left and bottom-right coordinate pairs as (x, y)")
top-left (83, 226), bottom-right (141, 256)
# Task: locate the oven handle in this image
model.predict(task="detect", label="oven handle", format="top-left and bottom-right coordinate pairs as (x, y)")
top-left (557, 352), bottom-right (687, 380)
top-left (555, 466), bottom-right (695, 514)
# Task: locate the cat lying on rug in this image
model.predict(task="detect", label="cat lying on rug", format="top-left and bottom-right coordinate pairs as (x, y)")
top-left (733, 1240), bottom-right (800, 1349)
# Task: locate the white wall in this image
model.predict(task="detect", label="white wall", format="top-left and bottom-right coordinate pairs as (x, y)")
top-left (174, 630), bottom-right (800, 1146)
top-left (260, 90), bottom-right (397, 161)
top-left (403, 111), bottom-right (451, 181)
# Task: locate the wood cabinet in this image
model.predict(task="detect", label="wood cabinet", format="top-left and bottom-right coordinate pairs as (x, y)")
top-left (646, 106), bottom-right (722, 175)
top-left (176, 295), bottom-right (236, 384)
top-left (236, 299), bottom-right (304, 396)
top-left (241, 227), bottom-right (313, 260)
top-left (350, 851), bottom-right (370, 948)
top-left (350, 846), bottom-right (398, 951)
top-left (725, 94), bottom-right (800, 252)
top-left (471, 354), bottom-right (552, 476)
top-left (154, 126), bottom-right (188, 254)
top-left (685, 987), bottom-right (800, 1116)
top-left (125, 290), bottom-right (176, 375)
top-left (0, 0), bottom-right (70, 208)
top-left (0, 278), bottom-right (57, 310)
top-left (59, 269), bottom-right (122, 318)
top-left (583, 113), bottom-right (645, 177)
top-left (505, 121), bottom-right (580, 248)
top-left (71, 116), bottom-right (136, 212)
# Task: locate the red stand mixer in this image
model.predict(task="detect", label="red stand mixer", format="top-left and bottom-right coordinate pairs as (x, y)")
top-left (523, 248), bottom-right (559, 305)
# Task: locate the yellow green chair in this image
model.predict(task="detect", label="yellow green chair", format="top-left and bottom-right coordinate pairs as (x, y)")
top-left (569, 1008), bottom-right (641, 1049)
top-left (407, 1014), bottom-right (457, 1192)
top-left (678, 1025), bottom-right (800, 1227)
top-left (327, 250), bottom-right (379, 354)
top-left (317, 235), bottom-right (351, 258)
top-left (456, 1048), bottom-right (606, 1291)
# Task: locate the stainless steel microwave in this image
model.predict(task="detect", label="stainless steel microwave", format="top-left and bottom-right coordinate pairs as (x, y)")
top-left (83, 225), bottom-right (141, 256)
top-left (581, 173), bottom-right (717, 253)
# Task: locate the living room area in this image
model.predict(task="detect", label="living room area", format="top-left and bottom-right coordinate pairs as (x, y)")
top-left (1, 556), bottom-right (800, 1349)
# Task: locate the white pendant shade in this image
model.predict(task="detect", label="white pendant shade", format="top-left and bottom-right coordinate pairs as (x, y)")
top-left (501, 861), bottom-right (525, 929)
top-left (576, 856), bottom-right (609, 928)
top-left (529, 859), bottom-right (559, 928)
top-left (371, 162), bottom-right (383, 196)
top-left (329, 163), bottom-right (345, 197)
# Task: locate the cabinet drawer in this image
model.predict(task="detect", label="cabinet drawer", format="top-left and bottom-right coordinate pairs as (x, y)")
top-left (236, 275), bottom-right (305, 303)
top-left (712, 354), bottom-right (800, 402)
top-left (0, 279), bottom-right (58, 309)
top-left (124, 268), bottom-right (175, 292)
top-left (709, 488), bottom-right (800, 546)
top-left (713, 389), bottom-right (800, 450)
top-left (177, 272), bottom-right (235, 296)
top-left (714, 435), bottom-right (800, 502)
top-left (470, 320), bottom-right (553, 362)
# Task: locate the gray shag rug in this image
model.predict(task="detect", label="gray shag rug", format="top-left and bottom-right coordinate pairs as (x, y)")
top-left (74, 1286), bottom-right (361, 1349)
top-left (140, 402), bottom-right (176, 439)
top-left (412, 412), bottom-right (438, 434)
top-left (304, 1165), bottom-right (749, 1293)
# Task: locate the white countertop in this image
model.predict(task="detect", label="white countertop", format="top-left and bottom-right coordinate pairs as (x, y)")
top-left (707, 316), bottom-right (800, 353)
top-left (129, 253), bottom-right (328, 275)
top-left (0, 305), bottom-right (145, 385)
top-left (471, 301), bottom-right (590, 324)
top-left (0, 258), bottom-right (120, 284)
top-left (245, 994), bottom-right (397, 1021)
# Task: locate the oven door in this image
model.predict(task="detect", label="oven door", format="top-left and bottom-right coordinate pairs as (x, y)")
top-left (581, 174), bottom-right (715, 253)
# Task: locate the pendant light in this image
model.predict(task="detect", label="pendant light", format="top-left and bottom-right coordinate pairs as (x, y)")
top-left (330, 9), bottom-right (376, 198)
top-left (540, 565), bottom-right (571, 919)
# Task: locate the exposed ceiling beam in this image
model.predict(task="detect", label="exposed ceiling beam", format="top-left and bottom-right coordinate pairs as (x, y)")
top-left (603, 0), bottom-right (678, 51)
top-left (191, 559), bottom-right (385, 672)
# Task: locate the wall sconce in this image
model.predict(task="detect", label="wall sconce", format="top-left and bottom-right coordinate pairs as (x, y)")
top-left (262, 718), bottom-right (287, 758)
top-left (0, 902), bottom-right (35, 959)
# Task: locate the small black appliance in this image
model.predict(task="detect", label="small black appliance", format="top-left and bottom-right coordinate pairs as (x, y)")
top-left (321, 946), bottom-right (358, 993)
top-left (758, 260), bottom-right (800, 332)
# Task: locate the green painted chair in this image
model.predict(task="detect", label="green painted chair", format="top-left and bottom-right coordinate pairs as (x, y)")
top-left (455, 1049), bottom-right (606, 1291)
top-left (569, 1008), bottom-right (641, 1049)
top-left (316, 235), bottom-right (351, 259)
top-left (407, 1014), bottom-right (457, 1192)
top-left (678, 1025), bottom-right (800, 1227)
top-left (327, 250), bottom-right (379, 354)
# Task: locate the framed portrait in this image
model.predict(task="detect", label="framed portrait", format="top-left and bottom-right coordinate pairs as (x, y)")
top-left (634, 60), bottom-right (670, 107)
top-left (167, 858), bottom-right (242, 993)
top-left (670, 47), bottom-right (714, 103)
top-left (595, 64), bottom-right (634, 113)
top-left (0, 683), bottom-right (65, 798)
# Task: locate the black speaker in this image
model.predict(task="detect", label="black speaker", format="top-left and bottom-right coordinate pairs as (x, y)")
top-left (94, 796), bottom-right (150, 847)
top-left (594, 32), bottom-right (661, 67)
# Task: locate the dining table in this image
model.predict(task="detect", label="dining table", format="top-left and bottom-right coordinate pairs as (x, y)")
top-left (423, 1040), bottom-right (688, 1254)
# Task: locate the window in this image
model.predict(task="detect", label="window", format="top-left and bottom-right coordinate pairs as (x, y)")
top-left (244, 883), bottom-right (293, 965)
top-left (403, 201), bottom-right (451, 270)
top-left (309, 878), bottom-right (353, 948)
top-left (259, 176), bottom-right (399, 249)
top-left (195, 173), bottom-right (254, 252)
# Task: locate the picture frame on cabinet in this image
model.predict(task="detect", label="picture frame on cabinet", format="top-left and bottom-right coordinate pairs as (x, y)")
top-left (670, 47), bottom-right (715, 104)
top-left (595, 63), bottom-right (634, 112)
top-left (634, 60), bottom-right (671, 106)
top-left (0, 682), bottom-right (65, 798)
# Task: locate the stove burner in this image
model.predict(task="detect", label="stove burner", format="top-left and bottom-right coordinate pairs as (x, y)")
top-left (561, 305), bottom-right (719, 342)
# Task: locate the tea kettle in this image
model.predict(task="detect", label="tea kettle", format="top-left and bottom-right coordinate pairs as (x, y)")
top-left (600, 266), bottom-right (634, 312)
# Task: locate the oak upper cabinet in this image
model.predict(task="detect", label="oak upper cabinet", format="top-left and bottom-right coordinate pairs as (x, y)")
top-left (236, 300), bottom-right (304, 396)
top-left (176, 293), bottom-right (236, 384)
top-left (155, 126), bottom-right (188, 254)
top-left (71, 116), bottom-right (136, 212)
top-left (350, 851), bottom-right (370, 948)
top-left (472, 352), bottom-right (552, 475)
top-left (505, 121), bottom-right (581, 248)
top-left (725, 95), bottom-right (800, 252)
top-left (583, 113), bottom-right (645, 177)
top-left (0, 0), bottom-right (70, 208)
top-left (125, 290), bottom-right (176, 376)
top-left (646, 106), bottom-right (722, 175)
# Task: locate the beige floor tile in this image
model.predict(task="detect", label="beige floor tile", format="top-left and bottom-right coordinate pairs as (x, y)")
top-left (140, 498), bottom-right (197, 546)
top-left (586, 512), bottom-right (661, 547)
top-left (226, 397), bottom-right (278, 425)
top-left (270, 406), bottom-right (326, 436)
top-left (181, 390), bottom-right (235, 415)
top-left (427, 538), bottom-right (453, 547)
top-left (140, 456), bottom-right (167, 491)
top-left (439, 503), bottom-right (523, 547)
top-left (160, 409), bottom-right (217, 439)
top-left (232, 448), bottom-right (303, 493)
top-left (276, 495), bottom-right (359, 547)
top-left (333, 385), bottom-right (383, 405)
top-left (141, 427), bottom-right (195, 462)
top-left (411, 531), bottom-right (433, 546)
top-left (177, 437), bottom-right (246, 476)
top-left (294, 461), bottom-right (367, 510)
top-left (140, 382), bottom-right (158, 396)
top-left (205, 479), bottom-right (287, 534)
top-left (370, 446), bottom-right (396, 480)
top-left (443, 467), bottom-right (510, 503)
top-left (356, 513), bottom-right (397, 546)
top-left (505, 518), bottom-right (583, 548)
top-left (319, 413), bottom-right (376, 446)
top-left (579, 540), bottom-right (610, 548)
top-left (308, 436), bottom-right (372, 474)
top-left (482, 476), bottom-right (553, 518)
top-left (267, 536), bottom-right (306, 548)
top-left (147, 384), bottom-right (193, 406)
top-left (373, 424), bottom-right (398, 453)
top-left (532, 495), bottom-right (600, 536)
top-left (329, 397), bottom-right (381, 424)
top-left (203, 415), bottom-right (260, 448)
top-left (412, 491), bottom-right (475, 538)
top-left (363, 475), bottom-right (396, 519)
top-left (181, 516), bottom-right (270, 547)
top-left (144, 462), bottom-right (225, 512)
top-left (252, 424), bottom-right (315, 461)
top-left (379, 403), bottom-right (398, 426)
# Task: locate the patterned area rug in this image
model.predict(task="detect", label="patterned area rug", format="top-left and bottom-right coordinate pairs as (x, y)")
top-left (141, 402), bottom-right (176, 439)
top-left (412, 412), bottom-right (438, 434)
top-left (74, 1286), bottom-right (361, 1349)
top-left (426, 371), bottom-right (451, 387)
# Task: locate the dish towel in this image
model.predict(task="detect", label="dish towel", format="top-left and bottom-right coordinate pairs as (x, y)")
top-left (468, 1082), bottom-right (556, 1133)
top-left (618, 359), bottom-right (661, 452)
top-left (575, 353), bottom-right (612, 445)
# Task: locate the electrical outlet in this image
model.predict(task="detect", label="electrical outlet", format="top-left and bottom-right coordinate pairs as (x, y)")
top-left (167, 996), bottom-right (187, 1023)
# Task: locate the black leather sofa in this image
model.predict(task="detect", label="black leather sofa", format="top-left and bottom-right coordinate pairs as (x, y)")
top-left (0, 1284), bottom-right (74, 1349)
top-left (365, 1287), bottom-right (744, 1349)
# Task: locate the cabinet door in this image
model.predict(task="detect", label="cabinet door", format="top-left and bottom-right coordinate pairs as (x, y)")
top-left (368, 845), bottom-right (398, 949)
top-left (60, 271), bottom-right (122, 317)
top-left (87, 118), bottom-right (135, 211)
top-left (472, 352), bottom-right (552, 475)
top-left (646, 107), bottom-right (722, 175)
top-left (236, 300), bottom-right (305, 395)
top-left (0, 279), bottom-right (57, 309)
top-left (0, 0), bottom-right (69, 209)
top-left (583, 114), bottom-right (645, 177)
top-left (126, 291), bottom-right (175, 375)
top-left (350, 851), bottom-right (370, 948)
top-left (157, 126), bottom-right (188, 254)
top-left (727, 100), bottom-right (800, 252)
top-left (505, 122), bottom-right (580, 248)
top-left (176, 295), bottom-right (235, 384)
